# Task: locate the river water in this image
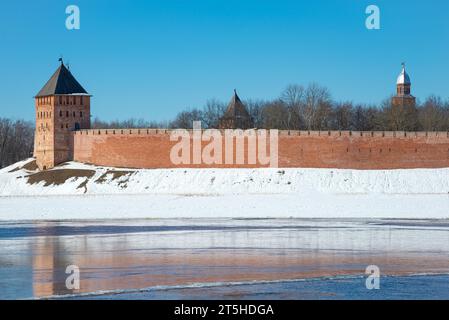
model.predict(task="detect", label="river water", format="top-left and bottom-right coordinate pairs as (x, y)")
top-left (0, 218), bottom-right (449, 299)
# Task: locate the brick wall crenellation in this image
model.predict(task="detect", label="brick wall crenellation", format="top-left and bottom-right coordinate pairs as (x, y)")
top-left (73, 129), bottom-right (449, 138)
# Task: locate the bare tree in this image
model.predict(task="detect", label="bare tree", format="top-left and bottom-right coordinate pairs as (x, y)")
top-left (169, 108), bottom-right (203, 129)
top-left (332, 102), bottom-right (353, 130)
top-left (303, 83), bottom-right (332, 130)
top-left (381, 98), bottom-right (419, 131)
top-left (261, 100), bottom-right (290, 129)
top-left (91, 117), bottom-right (168, 129)
top-left (418, 95), bottom-right (446, 131)
top-left (201, 99), bottom-right (226, 128)
top-left (0, 118), bottom-right (34, 168)
top-left (281, 84), bottom-right (305, 130)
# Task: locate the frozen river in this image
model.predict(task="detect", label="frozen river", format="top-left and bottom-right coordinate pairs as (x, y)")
top-left (0, 218), bottom-right (449, 299)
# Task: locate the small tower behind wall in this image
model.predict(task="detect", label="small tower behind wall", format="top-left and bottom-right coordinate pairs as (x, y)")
top-left (34, 61), bottom-right (91, 170)
top-left (219, 90), bottom-right (254, 129)
top-left (392, 63), bottom-right (416, 108)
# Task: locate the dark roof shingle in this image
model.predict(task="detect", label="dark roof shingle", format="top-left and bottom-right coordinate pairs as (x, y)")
top-left (222, 90), bottom-right (251, 119)
top-left (36, 63), bottom-right (88, 97)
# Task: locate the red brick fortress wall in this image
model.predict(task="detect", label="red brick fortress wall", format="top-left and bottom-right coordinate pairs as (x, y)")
top-left (279, 131), bottom-right (449, 169)
top-left (72, 129), bottom-right (449, 169)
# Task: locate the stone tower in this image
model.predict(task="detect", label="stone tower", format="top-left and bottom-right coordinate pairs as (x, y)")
top-left (219, 90), bottom-right (254, 129)
top-left (392, 63), bottom-right (416, 108)
top-left (34, 61), bottom-right (91, 170)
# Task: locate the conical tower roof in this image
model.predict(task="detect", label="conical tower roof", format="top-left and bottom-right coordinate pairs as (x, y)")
top-left (36, 61), bottom-right (88, 97)
top-left (222, 89), bottom-right (251, 119)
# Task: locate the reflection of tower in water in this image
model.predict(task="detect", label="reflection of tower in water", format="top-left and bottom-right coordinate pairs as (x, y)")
top-left (32, 237), bottom-right (54, 297)
top-left (32, 225), bottom-right (75, 297)
top-left (30, 227), bottom-right (144, 297)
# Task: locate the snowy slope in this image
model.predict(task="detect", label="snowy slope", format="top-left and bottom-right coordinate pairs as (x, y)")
top-left (0, 158), bottom-right (448, 220)
top-left (1, 158), bottom-right (449, 196)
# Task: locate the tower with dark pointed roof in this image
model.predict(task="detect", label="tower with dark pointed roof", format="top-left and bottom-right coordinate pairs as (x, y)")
top-left (392, 63), bottom-right (416, 108)
top-left (219, 90), bottom-right (254, 129)
top-left (34, 60), bottom-right (91, 170)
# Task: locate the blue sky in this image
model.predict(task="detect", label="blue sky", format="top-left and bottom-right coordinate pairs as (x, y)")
top-left (0, 0), bottom-right (448, 122)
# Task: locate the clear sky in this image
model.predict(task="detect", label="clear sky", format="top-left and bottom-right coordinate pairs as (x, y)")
top-left (0, 0), bottom-right (448, 122)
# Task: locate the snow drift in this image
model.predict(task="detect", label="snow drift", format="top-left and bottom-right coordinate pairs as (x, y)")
top-left (0, 158), bottom-right (448, 220)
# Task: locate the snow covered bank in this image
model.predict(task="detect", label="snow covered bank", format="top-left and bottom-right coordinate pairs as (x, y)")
top-left (1, 193), bottom-right (448, 220)
top-left (0, 159), bottom-right (448, 220)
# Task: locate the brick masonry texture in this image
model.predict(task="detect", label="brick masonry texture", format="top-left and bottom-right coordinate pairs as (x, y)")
top-left (34, 95), bottom-right (90, 170)
top-left (72, 129), bottom-right (449, 169)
